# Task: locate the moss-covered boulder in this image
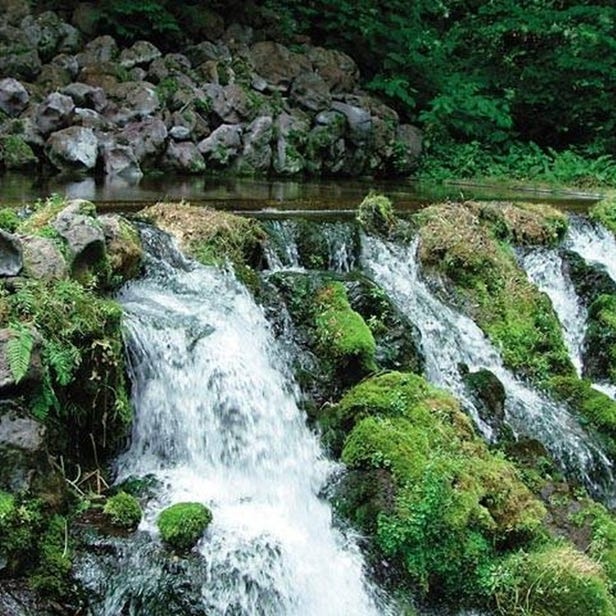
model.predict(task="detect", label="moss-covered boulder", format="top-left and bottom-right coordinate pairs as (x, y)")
top-left (331, 372), bottom-right (546, 603)
top-left (0, 135), bottom-right (37, 170)
top-left (416, 201), bottom-right (573, 384)
top-left (157, 502), bottom-right (212, 552)
top-left (585, 295), bottom-right (616, 385)
top-left (103, 492), bottom-right (142, 530)
top-left (356, 192), bottom-right (397, 236)
top-left (591, 196), bottom-right (616, 236)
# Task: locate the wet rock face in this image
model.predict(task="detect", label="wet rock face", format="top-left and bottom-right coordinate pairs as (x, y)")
top-left (0, 78), bottom-right (28, 117)
top-left (36, 92), bottom-right (75, 135)
top-left (20, 235), bottom-right (67, 281)
top-left (46, 126), bottom-right (98, 171)
top-left (461, 366), bottom-right (506, 433)
top-left (0, 229), bottom-right (22, 277)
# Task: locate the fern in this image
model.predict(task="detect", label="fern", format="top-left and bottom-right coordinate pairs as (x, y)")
top-left (31, 371), bottom-right (59, 421)
top-left (44, 340), bottom-right (81, 387)
top-left (7, 324), bottom-right (33, 383)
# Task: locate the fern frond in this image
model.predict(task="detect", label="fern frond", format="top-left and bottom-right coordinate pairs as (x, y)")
top-left (31, 370), bottom-right (59, 420)
top-left (7, 324), bottom-right (33, 383)
top-left (45, 340), bottom-right (81, 387)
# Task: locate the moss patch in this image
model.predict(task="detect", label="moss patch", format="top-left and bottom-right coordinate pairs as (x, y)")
top-left (157, 502), bottom-right (212, 552)
top-left (0, 135), bottom-right (37, 170)
top-left (416, 201), bottom-right (573, 383)
top-left (585, 294), bottom-right (616, 385)
top-left (356, 191), bottom-right (397, 236)
top-left (103, 492), bottom-right (142, 529)
top-left (0, 208), bottom-right (20, 232)
top-left (591, 196), bottom-right (616, 236)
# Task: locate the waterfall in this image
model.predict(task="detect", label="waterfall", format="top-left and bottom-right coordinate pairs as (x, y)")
top-left (566, 216), bottom-right (616, 283)
top-left (520, 249), bottom-right (587, 376)
top-left (361, 235), bottom-right (614, 503)
top-left (104, 227), bottom-right (386, 615)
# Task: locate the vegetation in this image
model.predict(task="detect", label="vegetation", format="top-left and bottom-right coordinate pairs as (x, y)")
top-left (592, 196), bottom-right (616, 238)
top-left (157, 502), bottom-right (213, 551)
top-left (103, 491), bottom-right (143, 529)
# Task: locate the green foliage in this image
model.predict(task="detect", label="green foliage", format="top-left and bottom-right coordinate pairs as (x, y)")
top-left (157, 502), bottom-right (212, 551)
top-left (6, 322), bottom-right (34, 384)
top-left (0, 208), bottom-right (20, 232)
top-left (591, 197), bottom-right (616, 236)
top-left (314, 281), bottom-right (377, 374)
top-left (103, 491), bottom-right (142, 529)
top-left (0, 135), bottom-right (37, 170)
top-left (586, 294), bottom-right (616, 385)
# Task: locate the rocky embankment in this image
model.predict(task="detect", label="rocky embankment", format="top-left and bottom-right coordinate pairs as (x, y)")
top-left (0, 1), bottom-right (421, 179)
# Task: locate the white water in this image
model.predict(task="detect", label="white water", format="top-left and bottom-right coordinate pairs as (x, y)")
top-left (567, 216), bottom-right (616, 283)
top-left (111, 228), bottom-right (386, 616)
top-left (520, 249), bottom-right (587, 376)
top-left (361, 236), bottom-right (614, 501)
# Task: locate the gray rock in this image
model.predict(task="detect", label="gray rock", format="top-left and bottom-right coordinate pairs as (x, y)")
top-left (102, 143), bottom-right (143, 179)
top-left (273, 112), bottom-right (309, 175)
top-left (36, 92), bottom-right (75, 135)
top-left (0, 78), bottom-right (28, 117)
top-left (186, 41), bottom-right (231, 66)
top-left (76, 35), bottom-right (118, 68)
top-left (21, 11), bottom-right (80, 62)
top-left (394, 124), bottom-right (422, 173)
top-left (224, 23), bottom-right (254, 47)
top-left (62, 82), bottom-right (106, 112)
top-left (20, 235), bottom-right (67, 280)
top-left (35, 62), bottom-right (74, 90)
top-left (46, 126), bottom-right (98, 171)
top-left (161, 141), bottom-right (205, 174)
top-left (0, 23), bottom-right (41, 80)
top-left (0, 135), bottom-right (37, 170)
top-left (107, 81), bottom-right (160, 123)
top-left (331, 101), bottom-right (372, 144)
top-left (72, 107), bottom-right (112, 131)
top-left (117, 117), bottom-right (167, 166)
top-left (51, 53), bottom-right (79, 80)
top-left (236, 115), bottom-right (273, 173)
top-left (147, 53), bottom-right (192, 84)
top-left (204, 83), bottom-right (252, 123)
top-left (120, 40), bottom-right (161, 69)
top-left (249, 41), bottom-right (310, 91)
top-left (197, 124), bottom-right (242, 166)
top-left (129, 67), bottom-right (147, 81)
top-left (308, 47), bottom-right (359, 93)
top-left (290, 72), bottom-right (331, 112)
top-left (51, 200), bottom-right (105, 267)
top-left (0, 230), bottom-right (22, 276)
top-left (169, 125), bottom-right (191, 141)
top-left (0, 0), bottom-right (30, 25)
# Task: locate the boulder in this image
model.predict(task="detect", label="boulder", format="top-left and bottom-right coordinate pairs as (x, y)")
top-left (20, 235), bottom-right (67, 280)
top-left (147, 53), bottom-right (192, 84)
top-left (62, 82), bottom-right (106, 112)
top-left (331, 101), bottom-right (372, 145)
top-left (77, 61), bottom-right (119, 90)
top-left (0, 78), bottom-right (28, 117)
top-left (117, 117), bottom-right (167, 166)
top-left (185, 41), bottom-right (231, 66)
top-left (197, 123), bottom-right (242, 166)
top-left (273, 112), bottom-right (309, 175)
top-left (290, 72), bottom-right (331, 112)
top-left (249, 41), bottom-right (311, 91)
top-left (236, 115), bottom-right (273, 173)
top-left (204, 83), bottom-right (252, 124)
top-left (128, 67), bottom-right (147, 81)
top-left (75, 35), bottom-right (118, 68)
top-left (0, 0), bottom-right (30, 25)
top-left (107, 81), bottom-right (160, 123)
top-left (308, 47), bottom-right (359, 93)
top-left (0, 24), bottom-right (42, 80)
top-left (46, 126), bottom-right (98, 172)
top-left (169, 126), bottom-right (191, 141)
top-left (22, 11), bottom-right (81, 62)
top-left (0, 230), bottom-right (22, 276)
top-left (461, 367), bottom-right (506, 434)
top-left (119, 40), bottom-right (161, 69)
top-left (161, 141), bottom-right (205, 174)
top-left (51, 200), bottom-right (105, 268)
top-left (98, 215), bottom-right (143, 281)
top-left (0, 135), bottom-right (37, 170)
top-left (36, 92), bottom-right (75, 135)
top-left (394, 124), bottom-right (422, 173)
top-left (101, 143), bottom-right (143, 179)
top-left (72, 107), bottom-right (112, 131)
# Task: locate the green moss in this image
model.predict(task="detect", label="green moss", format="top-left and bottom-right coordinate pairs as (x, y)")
top-left (103, 492), bottom-right (142, 529)
top-left (591, 197), bottom-right (616, 236)
top-left (416, 202), bottom-right (573, 383)
top-left (314, 281), bottom-right (377, 374)
top-left (157, 502), bottom-right (212, 551)
top-left (0, 208), bottom-right (20, 232)
top-left (0, 135), bottom-right (37, 170)
top-left (487, 545), bottom-right (616, 616)
top-left (105, 217), bottom-right (143, 284)
top-left (17, 194), bottom-right (71, 235)
top-left (356, 191), bottom-right (397, 236)
top-left (586, 294), bottom-right (616, 384)
top-left (336, 372), bottom-right (545, 603)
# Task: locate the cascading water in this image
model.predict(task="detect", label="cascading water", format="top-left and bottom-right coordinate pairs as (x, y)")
top-left (99, 227), bottom-right (387, 615)
top-left (566, 216), bottom-right (616, 283)
top-left (361, 235), bottom-right (615, 503)
top-left (520, 249), bottom-right (587, 376)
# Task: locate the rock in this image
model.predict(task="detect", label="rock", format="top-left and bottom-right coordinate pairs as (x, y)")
top-left (72, 107), bottom-right (112, 131)
top-left (129, 67), bottom-right (147, 81)
top-left (0, 0), bottom-right (30, 25)
top-left (0, 78), bottom-right (28, 117)
top-left (35, 62), bottom-right (74, 90)
top-left (117, 117), bottom-right (167, 166)
top-left (249, 41), bottom-right (311, 91)
top-left (98, 215), bottom-right (143, 281)
top-left (331, 101), bottom-right (372, 145)
top-left (0, 330), bottom-right (41, 393)
top-left (20, 235), bottom-right (67, 280)
top-left (273, 112), bottom-right (309, 175)
top-left (462, 367), bottom-right (506, 434)
top-left (21, 11), bottom-right (80, 62)
top-left (46, 126), bottom-right (98, 172)
top-left (169, 126), bottom-right (191, 141)
top-left (393, 124), bottom-right (422, 173)
top-left (107, 81), bottom-right (160, 123)
top-left (185, 41), bottom-right (231, 66)
top-left (161, 141), bottom-right (205, 174)
top-left (63, 82), bottom-right (106, 112)
top-left (0, 24), bottom-right (42, 80)
top-left (204, 83), bottom-right (253, 124)
top-left (102, 143), bottom-right (143, 179)
top-left (0, 229), bottom-right (22, 276)
top-left (308, 47), bottom-right (359, 93)
top-left (169, 109), bottom-right (209, 141)
top-left (147, 53), bottom-right (192, 84)
top-left (71, 2), bottom-right (99, 37)
top-left (76, 35), bottom-right (118, 68)
top-left (51, 200), bottom-right (106, 269)
top-left (77, 61), bottom-right (120, 90)
top-left (197, 124), bottom-right (242, 166)
top-left (290, 72), bottom-right (331, 112)
top-left (36, 92), bottom-right (75, 135)
top-left (224, 23), bottom-right (254, 48)
top-left (236, 115), bottom-right (273, 173)
top-left (119, 40), bottom-right (161, 69)
top-left (0, 135), bottom-right (37, 170)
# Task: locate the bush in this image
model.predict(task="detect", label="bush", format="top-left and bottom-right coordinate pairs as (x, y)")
top-left (103, 492), bottom-right (142, 529)
top-left (157, 502), bottom-right (212, 551)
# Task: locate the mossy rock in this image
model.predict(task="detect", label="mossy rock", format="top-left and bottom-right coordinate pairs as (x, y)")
top-left (332, 372), bottom-right (546, 603)
top-left (415, 202), bottom-right (574, 384)
top-left (140, 202), bottom-right (265, 271)
top-left (591, 196), bottom-right (616, 236)
top-left (157, 502), bottom-right (212, 552)
top-left (584, 294), bottom-right (616, 385)
top-left (0, 135), bottom-right (37, 170)
top-left (103, 492), bottom-right (142, 529)
top-left (488, 545), bottom-right (616, 616)
top-left (356, 192), bottom-right (397, 236)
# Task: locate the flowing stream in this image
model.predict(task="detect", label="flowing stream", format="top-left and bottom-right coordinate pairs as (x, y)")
top-left (105, 227), bottom-right (386, 615)
top-left (361, 235), bottom-right (615, 503)
top-left (566, 216), bottom-right (616, 283)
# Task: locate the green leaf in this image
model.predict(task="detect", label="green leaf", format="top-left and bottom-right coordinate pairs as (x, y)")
top-left (7, 324), bottom-right (33, 384)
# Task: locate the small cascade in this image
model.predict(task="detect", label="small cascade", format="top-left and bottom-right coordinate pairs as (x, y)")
top-left (520, 249), bottom-right (587, 376)
top-left (362, 235), bottom-right (615, 502)
top-left (320, 222), bottom-right (358, 272)
top-left (566, 216), bottom-right (616, 283)
top-left (97, 227), bottom-right (387, 615)
top-left (262, 220), bottom-right (301, 271)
